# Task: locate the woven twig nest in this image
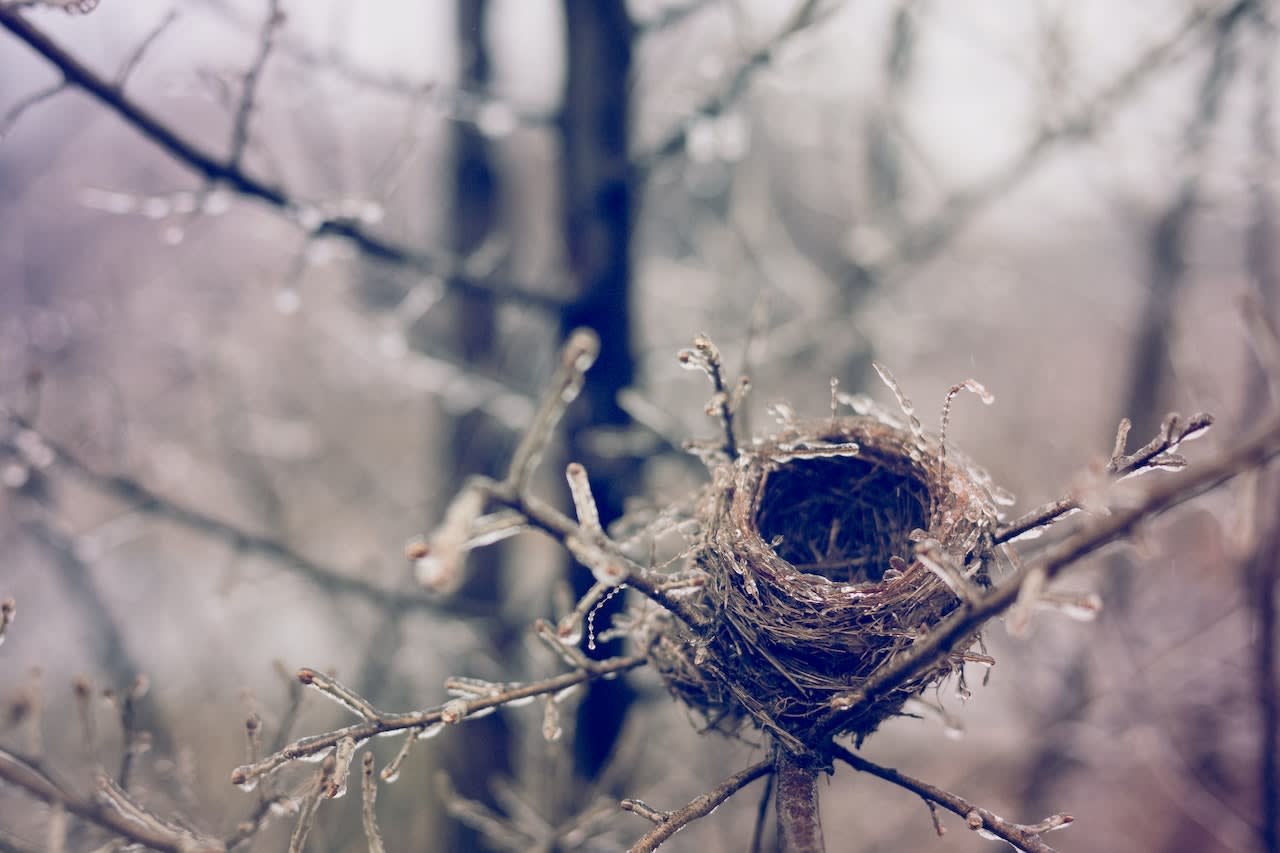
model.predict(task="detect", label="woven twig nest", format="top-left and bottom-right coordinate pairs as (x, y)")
top-left (651, 410), bottom-right (1002, 754)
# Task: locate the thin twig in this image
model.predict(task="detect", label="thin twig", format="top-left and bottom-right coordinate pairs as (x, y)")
top-left (0, 416), bottom-right (443, 611)
top-left (632, 0), bottom-right (825, 176)
top-left (994, 411), bottom-right (1213, 545)
top-left (227, 0), bottom-right (281, 166)
top-left (114, 9), bottom-right (177, 86)
top-left (0, 7), bottom-right (564, 312)
top-left (623, 758), bottom-right (772, 852)
top-left (0, 749), bottom-right (225, 853)
top-left (833, 745), bottom-right (1070, 853)
top-left (0, 81), bottom-right (64, 139)
top-left (230, 654), bottom-right (647, 788)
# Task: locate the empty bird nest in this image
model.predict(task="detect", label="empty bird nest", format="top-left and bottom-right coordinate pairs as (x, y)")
top-left (649, 405), bottom-right (1004, 755)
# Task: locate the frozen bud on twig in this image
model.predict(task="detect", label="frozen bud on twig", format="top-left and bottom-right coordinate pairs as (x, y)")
top-left (296, 668), bottom-right (381, 720)
top-left (323, 737), bottom-right (356, 799)
top-left (678, 333), bottom-right (740, 459)
top-left (566, 462), bottom-right (602, 534)
top-left (507, 328), bottom-right (600, 489)
top-left (440, 699), bottom-right (469, 725)
top-left (565, 535), bottom-right (629, 587)
top-left (1034, 590), bottom-right (1103, 622)
top-left (414, 485), bottom-right (486, 593)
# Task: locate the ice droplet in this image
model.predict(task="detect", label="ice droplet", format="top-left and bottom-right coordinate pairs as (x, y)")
top-left (440, 699), bottom-right (468, 724)
top-left (141, 197), bottom-right (171, 219)
top-left (836, 392), bottom-right (875, 415)
top-left (542, 700), bottom-right (562, 742)
top-left (201, 190), bottom-right (232, 216)
top-left (1, 462), bottom-right (29, 489)
top-left (415, 723), bottom-right (445, 740)
top-left (274, 287), bottom-right (301, 316)
top-left (989, 484), bottom-right (1016, 507)
top-left (1009, 525), bottom-right (1045, 542)
top-left (378, 330), bottom-right (408, 360)
top-left (476, 100), bottom-right (518, 138)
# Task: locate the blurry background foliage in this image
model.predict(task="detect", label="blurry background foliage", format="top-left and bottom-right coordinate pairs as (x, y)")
top-left (1, 0), bottom-right (1277, 850)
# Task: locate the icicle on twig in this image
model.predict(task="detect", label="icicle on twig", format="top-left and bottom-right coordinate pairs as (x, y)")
top-left (361, 752), bottom-right (386, 853)
top-left (412, 484), bottom-right (486, 593)
top-left (297, 669), bottom-right (382, 721)
top-left (678, 333), bottom-right (739, 460)
top-left (939, 379), bottom-right (994, 463)
top-left (873, 362), bottom-right (925, 446)
top-left (507, 328), bottom-right (600, 491)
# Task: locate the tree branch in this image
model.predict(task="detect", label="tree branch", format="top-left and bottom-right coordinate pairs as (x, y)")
top-left (229, 653), bottom-right (647, 789)
top-left (0, 7), bottom-right (564, 313)
top-left (622, 758), bottom-right (772, 852)
top-left (0, 749), bottom-right (226, 853)
top-left (825, 410), bottom-right (1280, 735)
top-left (833, 745), bottom-right (1070, 853)
top-left (774, 752), bottom-right (825, 853)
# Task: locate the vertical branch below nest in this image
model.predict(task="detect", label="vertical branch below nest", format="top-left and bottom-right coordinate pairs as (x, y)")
top-left (775, 753), bottom-right (825, 853)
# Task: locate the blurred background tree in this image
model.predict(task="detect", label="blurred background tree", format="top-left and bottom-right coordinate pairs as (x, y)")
top-left (0, 0), bottom-right (1277, 850)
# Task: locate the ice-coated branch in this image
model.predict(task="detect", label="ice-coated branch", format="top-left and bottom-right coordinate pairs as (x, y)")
top-left (0, 414), bottom-right (437, 611)
top-left (227, 0), bottom-right (282, 166)
top-left (678, 334), bottom-right (740, 460)
top-left (506, 328), bottom-right (600, 491)
top-left (361, 752), bottom-right (387, 853)
top-left (0, 748), bottom-right (226, 852)
top-left (623, 758), bottom-right (773, 852)
top-left (994, 411), bottom-right (1214, 544)
top-left (833, 745), bottom-right (1070, 853)
top-left (229, 653), bottom-right (646, 790)
top-left (825, 408), bottom-right (1280, 735)
top-left (0, 7), bottom-right (563, 313)
top-left (633, 0), bottom-right (825, 176)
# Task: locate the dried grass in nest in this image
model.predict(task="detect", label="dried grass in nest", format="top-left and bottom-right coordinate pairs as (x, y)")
top-left (650, 413), bottom-right (1001, 754)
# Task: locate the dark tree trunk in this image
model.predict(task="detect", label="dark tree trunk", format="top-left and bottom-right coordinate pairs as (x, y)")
top-left (434, 4), bottom-right (512, 849)
top-left (558, 0), bottom-right (637, 782)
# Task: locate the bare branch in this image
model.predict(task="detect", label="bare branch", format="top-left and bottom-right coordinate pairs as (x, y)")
top-left (995, 412), bottom-right (1213, 545)
top-left (360, 752), bottom-right (386, 853)
top-left (834, 745), bottom-right (1070, 853)
top-left (826, 410), bottom-right (1280, 735)
top-left (227, 0), bottom-right (282, 166)
top-left (1, 415), bottom-right (441, 611)
top-left (623, 758), bottom-right (772, 852)
top-left (230, 654), bottom-right (647, 789)
top-left (0, 748), bottom-right (226, 852)
top-left (0, 7), bottom-right (564, 312)
top-left (633, 0), bottom-right (826, 176)
top-left (0, 80), bottom-right (64, 139)
top-left (678, 334), bottom-right (739, 460)
top-left (114, 8), bottom-right (177, 86)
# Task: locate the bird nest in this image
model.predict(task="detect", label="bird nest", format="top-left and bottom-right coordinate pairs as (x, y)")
top-left (649, 412), bottom-right (1002, 754)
